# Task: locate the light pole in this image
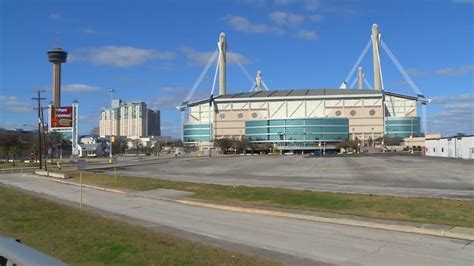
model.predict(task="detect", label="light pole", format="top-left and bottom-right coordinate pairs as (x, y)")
top-left (32, 90), bottom-right (46, 169)
top-left (108, 89), bottom-right (116, 160)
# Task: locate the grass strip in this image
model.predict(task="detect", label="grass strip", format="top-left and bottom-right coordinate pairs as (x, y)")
top-left (67, 171), bottom-right (474, 228)
top-left (0, 185), bottom-right (278, 265)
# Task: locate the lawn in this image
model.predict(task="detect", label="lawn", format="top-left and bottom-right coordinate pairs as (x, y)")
top-left (0, 185), bottom-right (278, 265)
top-left (67, 171), bottom-right (474, 228)
top-left (0, 162), bottom-right (38, 169)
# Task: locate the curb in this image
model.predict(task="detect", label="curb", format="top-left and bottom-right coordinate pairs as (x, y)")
top-left (20, 174), bottom-right (474, 241)
top-left (175, 199), bottom-right (474, 241)
top-left (30, 174), bottom-right (126, 194)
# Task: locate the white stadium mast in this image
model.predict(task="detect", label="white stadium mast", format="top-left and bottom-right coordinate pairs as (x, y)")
top-left (341, 24), bottom-right (431, 133)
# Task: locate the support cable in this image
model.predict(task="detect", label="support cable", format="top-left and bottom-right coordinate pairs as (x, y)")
top-left (228, 50), bottom-right (255, 85)
top-left (261, 80), bottom-right (270, 91)
top-left (380, 40), bottom-right (422, 96)
top-left (349, 76), bottom-right (358, 89)
top-left (210, 48), bottom-right (221, 97)
top-left (248, 82), bottom-right (257, 92)
top-left (183, 49), bottom-right (218, 104)
top-left (343, 39), bottom-right (371, 84)
top-left (363, 77), bottom-right (374, 90)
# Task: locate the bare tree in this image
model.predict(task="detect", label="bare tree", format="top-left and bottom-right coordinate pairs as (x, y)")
top-left (214, 138), bottom-right (233, 154)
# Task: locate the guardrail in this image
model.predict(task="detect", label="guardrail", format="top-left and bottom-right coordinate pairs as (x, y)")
top-left (0, 236), bottom-right (66, 266)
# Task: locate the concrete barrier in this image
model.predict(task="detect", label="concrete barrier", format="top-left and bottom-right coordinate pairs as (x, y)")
top-left (48, 171), bottom-right (69, 179)
top-left (34, 170), bottom-right (49, 177)
top-left (34, 170), bottom-right (69, 179)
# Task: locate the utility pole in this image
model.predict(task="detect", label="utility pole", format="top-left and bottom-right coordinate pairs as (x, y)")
top-left (40, 106), bottom-right (48, 171)
top-left (108, 89), bottom-right (116, 160)
top-left (32, 90), bottom-right (46, 169)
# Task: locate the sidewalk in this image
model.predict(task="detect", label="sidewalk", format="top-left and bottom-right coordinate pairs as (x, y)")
top-left (1, 173), bottom-right (473, 266)
top-left (17, 173), bottom-right (474, 241)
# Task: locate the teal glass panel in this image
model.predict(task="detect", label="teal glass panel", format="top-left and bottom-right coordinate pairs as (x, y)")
top-left (286, 119), bottom-right (305, 125)
top-left (269, 127), bottom-right (285, 133)
top-left (269, 120), bottom-right (285, 126)
top-left (246, 120), bottom-right (267, 127)
top-left (246, 127), bottom-right (268, 134)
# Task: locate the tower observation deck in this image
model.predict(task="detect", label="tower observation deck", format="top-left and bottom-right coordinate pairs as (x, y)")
top-left (47, 47), bottom-right (68, 107)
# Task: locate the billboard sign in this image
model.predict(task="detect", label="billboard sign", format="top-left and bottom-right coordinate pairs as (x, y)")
top-left (51, 106), bottom-right (73, 128)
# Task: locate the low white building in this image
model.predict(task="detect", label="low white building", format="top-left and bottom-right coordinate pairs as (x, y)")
top-left (78, 143), bottom-right (103, 158)
top-left (425, 135), bottom-right (474, 159)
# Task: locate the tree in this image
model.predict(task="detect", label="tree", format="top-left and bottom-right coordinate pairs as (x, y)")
top-left (9, 146), bottom-right (21, 167)
top-left (112, 137), bottom-right (127, 155)
top-left (214, 138), bottom-right (233, 154)
top-left (0, 131), bottom-right (23, 166)
top-left (235, 138), bottom-right (251, 154)
top-left (131, 139), bottom-right (142, 156)
top-left (335, 140), bottom-right (358, 151)
top-left (44, 131), bottom-right (62, 162)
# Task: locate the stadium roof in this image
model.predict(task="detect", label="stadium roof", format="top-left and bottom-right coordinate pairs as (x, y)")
top-left (187, 88), bottom-right (418, 106)
top-left (218, 88), bottom-right (379, 99)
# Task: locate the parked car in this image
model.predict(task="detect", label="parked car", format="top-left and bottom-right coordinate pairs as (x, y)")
top-left (310, 150), bottom-right (321, 157)
top-left (283, 151), bottom-right (294, 156)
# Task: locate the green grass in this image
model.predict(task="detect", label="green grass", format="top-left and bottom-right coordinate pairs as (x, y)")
top-left (0, 185), bottom-right (278, 265)
top-left (0, 162), bottom-right (38, 169)
top-left (68, 171), bottom-right (474, 228)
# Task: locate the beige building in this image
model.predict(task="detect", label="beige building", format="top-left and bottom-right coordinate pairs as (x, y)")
top-left (100, 100), bottom-right (157, 139)
top-left (183, 88), bottom-right (420, 148)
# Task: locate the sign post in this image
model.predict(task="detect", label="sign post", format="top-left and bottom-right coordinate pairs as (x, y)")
top-left (49, 102), bottom-right (79, 156)
top-left (77, 158), bottom-right (86, 209)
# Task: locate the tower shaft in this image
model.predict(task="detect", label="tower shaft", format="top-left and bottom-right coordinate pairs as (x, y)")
top-left (52, 63), bottom-right (62, 107)
top-left (218, 33), bottom-right (226, 96)
top-left (357, 67), bottom-right (364, 90)
top-left (256, 70), bottom-right (262, 92)
top-left (371, 24), bottom-right (382, 91)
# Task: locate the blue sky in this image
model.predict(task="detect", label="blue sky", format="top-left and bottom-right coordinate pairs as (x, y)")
top-left (1, 0), bottom-right (473, 137)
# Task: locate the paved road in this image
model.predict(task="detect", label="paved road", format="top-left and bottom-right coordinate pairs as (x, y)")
top-left (1, 174), bottom-right (472, 266)
top-left (101, 155), bottom-right (474, 199)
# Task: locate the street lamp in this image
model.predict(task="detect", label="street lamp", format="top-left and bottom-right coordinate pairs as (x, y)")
top-left (108, 89), bottom-right (116, 160)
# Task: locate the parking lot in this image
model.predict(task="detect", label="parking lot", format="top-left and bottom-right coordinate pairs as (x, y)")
top-left (107, 154), bottom-right (474, 199)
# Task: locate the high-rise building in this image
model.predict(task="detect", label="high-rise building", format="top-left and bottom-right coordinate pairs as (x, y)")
top-left (99, 100), bottom-right (160, 138)
top-left (147, 109), bottom-right (161, 136)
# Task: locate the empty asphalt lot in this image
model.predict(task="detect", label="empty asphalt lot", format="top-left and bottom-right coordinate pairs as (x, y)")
top-left (104, 154), bottom-right (474, 199)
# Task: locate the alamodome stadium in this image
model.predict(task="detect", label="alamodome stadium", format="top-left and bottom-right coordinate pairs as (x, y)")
top-left (177, 24), bottom-right (431, 151)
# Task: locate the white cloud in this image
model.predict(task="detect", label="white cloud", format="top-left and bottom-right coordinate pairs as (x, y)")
top-left (274, 0), bottom-right (296, 5)
top-left (308, 14), bottom-right (324, 22)
top-left (429, 103), bottom-right (474, 135)
top-left (180, 46), bottom-right (251, 66)
top-left (435, 65), bottom-right (474, 77)
top-left (322, 5), bottom-right (357, 14)
top-left (304, 0), bottom-right (320, 11)
top-left (428, 93), bottom-right (474, 135)
top-left (159, 86), bottom-right (188, 94)
top-left (70, 46), bottom-right (175, 67)
top-left (0, 96), bottom-right (34, 113)
top-left (453, 0), bottom-right (474, 4)
top-left (48, 13), bottom-right (61, 20)
top-left (62, 84), bottom-right (102, 93)
top-left (406, 68), bottom-right (427, 77)
top-left (81, 28), bottom-right (96, 35)
top-left (160, 121), bottom-right (182, 138)
top-left (268, 11), bottom-right (304, 27)
top-left (296, 29), bottom-right (318, 40)
top-left (431, 93), bottom-right (474, 104)
top-left (223, 15), bottom-right (284, 35)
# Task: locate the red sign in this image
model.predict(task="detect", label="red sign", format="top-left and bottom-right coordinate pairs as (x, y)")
top-left (51, 106), bottom-right (73, 128)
